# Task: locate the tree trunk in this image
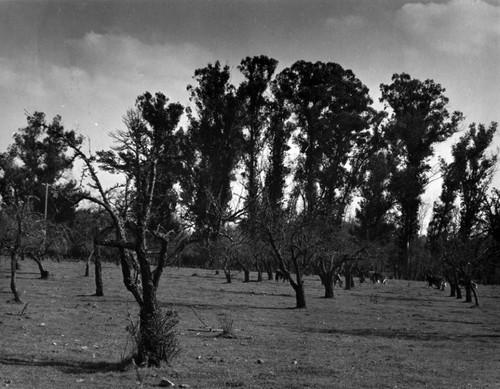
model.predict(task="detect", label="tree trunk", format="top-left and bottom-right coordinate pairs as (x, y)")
top-left (224, 269), bottom-right (232, 283)
top-left (293, 283), bottom-right (307, 308)
top-left (243, 269), bottom-right (250, 283)
top-left (323, 274), bottom-right (334, 298)
top-left (464, 284), bottom-right (472, 303)
top-left (344, 270), bottom-right (355, 290)
top-left (344, 267), bottom-right (352, 290)
top-left (266, 265), bottom-right (274, 280)
top-left (449, 283), bottom-right (456, 297)
top-left (94, 254), bottom-right (103, 296)
top-left (10, 253), bottom-right (22, 303)
top-left (456, 285), bottom-right (462, 299)
top-left (256, 263), bottom-right (262, 282)
top-left (84, 248), bottom-right (94, 277)
top-left (137, 305), bottom-right (161, 367)
top-left (471, 286), bottom-right (479, 307)
top-left (31, 256), bottom-right (49, 279)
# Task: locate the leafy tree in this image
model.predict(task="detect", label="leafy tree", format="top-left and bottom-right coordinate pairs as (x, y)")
top-left (135, 92), bottom-right (187, 232)
top-left (482, 188), bottom-right (500, 284)
top-left (277, 60), bottom-right (373, 220)
top-left (183, 61), bottom-right (244, 242)
top-left (263, 78), bottom-right (293, 216)
top-left (57, 93), bottom-right (186, 366)
top-left (237, 55), bottom-right (279, 237)
top-left (0, 114), bottom-right (80, 301)
top-left (354, 151), bottom-right (395, 243)
top-left (380, 73), bottom-right (463, 279)
top-left (6, 112), bottom-right (80, 223)
top-left (428, 122), bottom-right (498, 303)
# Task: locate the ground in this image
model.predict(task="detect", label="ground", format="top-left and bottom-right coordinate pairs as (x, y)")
top-left (1, 259), bottom-right (499, 388)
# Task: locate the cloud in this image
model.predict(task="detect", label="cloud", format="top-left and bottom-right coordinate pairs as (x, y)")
top-left (0, 32), bottom-right (211, 152)
top-left (63, 32), bottom-right (209, 100)
top-left (325, 15), bottom-right (366, 31)
top-left (395, 0), bottom-right (500, 55)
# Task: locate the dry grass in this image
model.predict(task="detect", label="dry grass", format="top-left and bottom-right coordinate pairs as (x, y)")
top-left (1, 259), bottom-right (499, 388)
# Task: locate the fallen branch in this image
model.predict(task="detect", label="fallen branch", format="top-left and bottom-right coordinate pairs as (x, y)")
top-left (189, 305), bottom-right (212, 330)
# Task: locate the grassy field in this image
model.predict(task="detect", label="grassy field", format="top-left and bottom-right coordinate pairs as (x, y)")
top-left (1, 259), bottom-right (499, 388)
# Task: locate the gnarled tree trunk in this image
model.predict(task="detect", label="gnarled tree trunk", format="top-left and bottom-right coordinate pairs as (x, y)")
top-left (319, 273), bottom-right (334, 298)
top-left (223, 268), bottom-right (232, 283)
top-left (10, 252), bottom-right (22, 303)
top-left (292, 281), bottom-right (306, 308)
top-left (344, 266), bottom-right (355, 290)
top-left (84, 248), bottom-right (94, 277)
top-left (30, 254), bottom-right (49, 280)
top-left (94, 253), bottom-right (103, 296)
top-left (256, 262), bottom-right (263, 282)
top-left (449, 283), bottom-right (456, 297)
top-left (464, 284), bottom-right (472, 303)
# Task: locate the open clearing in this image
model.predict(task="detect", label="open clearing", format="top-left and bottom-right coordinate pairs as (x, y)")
top-left (1, 259), bottom-right (499, 388)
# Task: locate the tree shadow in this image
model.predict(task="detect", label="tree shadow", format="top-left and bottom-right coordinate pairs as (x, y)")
top-left (167, 301), bottom-right (290, 311)
top-left (299, 326), bottom-right (500, 342)
top-left (223, 289), bottom-right (293, 298)
top-left (0, 355), bottom-right (131, 374)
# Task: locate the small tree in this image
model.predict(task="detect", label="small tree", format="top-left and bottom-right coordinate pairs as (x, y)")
top-left (0, 204), bottom-right (34, 303)
top-left (264, 210), bottom-right (319, 308)
top-left (0, 113), bottom-right (80, 297)
top-left (312, 222), bottom-right (368, 298)
top-left (56, 92), bottom-right (187, 366)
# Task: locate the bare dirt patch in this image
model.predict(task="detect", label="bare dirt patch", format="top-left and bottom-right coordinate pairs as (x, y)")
top-left (1, 259), bottom-right (499, 388)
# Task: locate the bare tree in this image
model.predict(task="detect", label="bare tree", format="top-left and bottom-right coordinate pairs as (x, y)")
top-left (264, 211), bottom-right (319, 308)
top-left (55, 93), bottom-right (188, 366)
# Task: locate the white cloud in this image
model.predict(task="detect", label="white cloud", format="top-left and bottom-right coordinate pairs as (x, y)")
top-left (395, 0), bottom-right (500, 55)
top-left (0, 32), bottom-right (211, 152)
top-left (325, 15), bottom-right (366, 31)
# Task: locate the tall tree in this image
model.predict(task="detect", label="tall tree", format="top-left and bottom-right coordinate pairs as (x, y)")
top-left (454, 123), bottom-right (498, 238)
top-left (380, 73), bottom-right (463, 279)
top-left (263, 79), bottom-right (293, 216)
top-left (277, 60), bottom-right (373, 220)
top-left (355, 151), bottom-right (395, 243)
top-left (183, 61), bottom-right (244, 241)
top-left (428, 122), bottom-right (497, 303)
top-left (482, 188), bottom-right (500, 284)
top-left (237, 55), bottom-right (278, 236)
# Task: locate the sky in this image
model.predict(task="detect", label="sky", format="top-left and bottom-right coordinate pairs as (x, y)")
top-left (1, 0), bottom-right (499, 210)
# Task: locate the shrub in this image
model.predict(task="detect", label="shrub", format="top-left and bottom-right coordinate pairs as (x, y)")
top-left (126, 309), bottom-right (180, 366)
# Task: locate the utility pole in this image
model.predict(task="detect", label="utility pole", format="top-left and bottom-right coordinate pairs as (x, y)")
top-left (43, 183), bottom-right (49, 245)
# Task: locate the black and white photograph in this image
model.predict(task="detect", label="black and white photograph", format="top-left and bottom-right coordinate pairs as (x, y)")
top-left (1, 1), bottom-right (499, 387)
